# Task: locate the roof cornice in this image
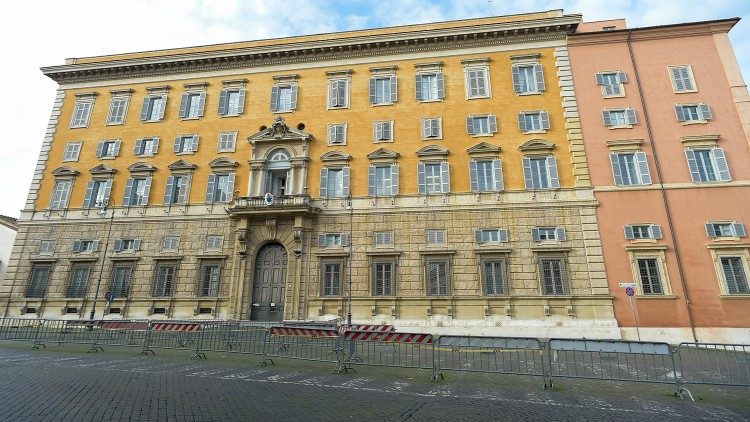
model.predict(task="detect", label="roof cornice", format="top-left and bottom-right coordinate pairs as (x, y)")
top-left (568, 18), bottom-right (739, 46)
top-left (41, 15), bottom-right (580, 84)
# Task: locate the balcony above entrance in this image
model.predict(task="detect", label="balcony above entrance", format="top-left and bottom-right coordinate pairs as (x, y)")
top-left (227, 194), bottom-right (319, 217)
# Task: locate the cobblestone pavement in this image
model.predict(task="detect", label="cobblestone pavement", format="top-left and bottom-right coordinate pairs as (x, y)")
top-left (0, 343), bottom-right (748, 421)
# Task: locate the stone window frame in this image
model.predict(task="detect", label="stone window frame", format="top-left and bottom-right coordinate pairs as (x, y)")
top-left (206, 158), bottom-right (238, 204)
top-left (39, 240), bottom-right (55, 255)
top-left (595, 71), bottom-right (627, 98)
top-left (218, 131), bottom-right (238, 153)
top-left (367, 251), bottom-right (400, 297)
top-left (152, 259), bottom-right (180, 297)
top-left (421, 251), bottom-right (454, 297)
top-left (668, 65), bottom-right (698, 94)
top-left (134, 136), bottom-right (160, 157)
top-left (475, 228), bottom-right (509, 245)
top-left (707, 244), bottom-right (750, 297)
top-left (475, 250), bottom-right (511, 296)
top-left (70, 92), bottom-right (97, 129)
top-left (179, 82), bottom-right (208, 121)
top-left (675, 102), bottom-right (712, 125)
top-left (466, 113), bottom-right (498, 137)
top-left (520, 140), bottom-right (559, 191)
top-left (25, 262), bottom-right (55, 298)
top-left (373, 120), bottom-right (394, 143)
top-left (123, 162), bottom-right (155, 208)
top-left (163, 160), bottom-right (197, 206)
top-left (517, 110), bottom-right (550, 134)
top-left (205, 235), bottom-right (224, 252)
top-left (66, 262), bottom-right (93, 298)
top-left (420, 117), bottom-right (443, 140)
top-left (605, 139), bottom-right (652, 187)
top-left (602, 107), bottom-right (637, 129)
top-left (625, 245), bottom-right (674, 297)
top-left (319, 257), bottom-right (346, 297)
top-left (467, 142), bottom-right (503, 194)
top-left (374, 231), bottom-right (394, 248)
top-left (510, 54), bottom-right (545, 96)
top-left (109, 260), bottom-right (137, 298)
top-left (462, 58), bottom-right (492, 100)
top-left (414, 61), bottom-right (445, 103)
top-left (705, 220), bottom-right (747, 240)
top-left (113, 238), bottom-right (141, 253)
top-left (366, 148), bottom-right (400, 198)
top-left (327, 123), bottom-right (348, 146)
top-left (368, 65), bottom-right (398, 106)
top-left (326, 69), bottom-right (352, 110)
top-left (218, 78), bottom-right (248, 117)
top-left (49, 167), bottom-right (79, 210)
top-left (197, 258), bottom-right (223, 297)
top-left (532, 251), bottom-right (570, 296)
top-left (624, 223), bottom-right (663, 242)
top-left (106, 89), bottom-right (134, 126)
top-left (162, 236), bottom-right (180, 252)
top-left (270, 74), bottom-right (299, 113)
top-left (140, 85), bottom-right (170, 123)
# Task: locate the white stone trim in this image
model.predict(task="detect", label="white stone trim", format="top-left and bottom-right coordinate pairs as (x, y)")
top-left (24, 90), bottom-right (66, 212)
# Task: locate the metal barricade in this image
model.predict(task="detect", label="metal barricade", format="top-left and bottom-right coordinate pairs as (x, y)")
top-left (677, 342), bottom-right (750, 387)
top-left (0, 318), bottom-right (41, 342)
top-left (338, 330), bottom-right (434, 373)
top-left (433, 336), bottom-right (546, 385)
top-left (144, 322), bottom-right (202, 355)
top-left (259, 326), bottom-right (341, 367)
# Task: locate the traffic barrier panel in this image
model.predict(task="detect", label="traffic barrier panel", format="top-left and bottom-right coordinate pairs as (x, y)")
top-left (0, 318), bottom-right (41, 341)
top-left (338, 330), bottom-right (434, 373)
top-left (146, 321), bottom-right (202, 352)
top-left (677, 343), bottom-right (750, 387)
top-left (433, 336), bottom-right (546, 384)
top-left (189, 323), bottom-right (269, 357)
top-left (337, 324), bottom-right (395, 334)
top-left (260, 325), bottom-right (341, 366)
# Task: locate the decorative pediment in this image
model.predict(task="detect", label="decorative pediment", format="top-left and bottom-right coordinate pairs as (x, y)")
top-left (167, 159), bottom-right (197, 172)
top-left (320, 151), bottom-right (352, 163)
top-left (89, 164), bottom-right (117, 176)
top-left (51, 167), bottom-right (79, 178)
top-left (519, 139), bottom-right (555, 152)
top-left (128, 162), bottom-right (156, 174)
top-left (367, 148), bottom-right (400, 161)
top-left (209, 157), bottom-right (239, 169)
top-left (416, 145), bottom-right (449, 158)
top-left (249, 117), bottom-right (312, 142)
top-left (679, 134), bottom-right (720, 147)
top-left (466, 142), bottom-right (502, 156)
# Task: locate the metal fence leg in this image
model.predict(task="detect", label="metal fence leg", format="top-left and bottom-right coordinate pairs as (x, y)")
top-left (137, 323), bottom-right (155, 356)
top-left (543, 342), bottom-right (553, 390)
top-left (431, 339), bottom-right (443, 382)
top-left (257, 330), bottom-right (274, 366)
top-left (670, 349), bottom-right (693, 401)
top-left (29, 321), bottom-right (45, 350)
top-left (335, 337), bottom-right (356, 374)
top-left (86, 326), bottom-right (104, 353)
top-left (189, 331), bottom-right (207, 360)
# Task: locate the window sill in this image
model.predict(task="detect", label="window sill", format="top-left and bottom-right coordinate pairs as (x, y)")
top-left (515, 91), bottom-right (543, 96)
top-left (719, 294), bottom-right (750, 299)
top-left (273, 110), bottom-right (295, 114)
top-left (180, 116), bottom-right (201, 121)
top-left (629, 239), bottom-right (658, 244)
top-left (470, 133), bottom-right (495, 138)
top-left (219, 114), bottom-right (242, 118)
top-left (674, 89), bottom-right (698, 94)
top-left (608, 125), bottom-right (634, 130)
top-left (99, 156), bottom-right (117, 160)
top-left (522, 130), bottom-right (547, 135)
top-left (417, 98), bottom-right (444, 103)
top-left (217, 149), bottom-right (237, 153)
top-left (466, 95), bottom-right (491, 100)
top-left (175, 151), bottom-right (196, 156)
top-left (69, 125), bottom-right (89, 129)
top-left (680, 120), bottom-right (708, 126)
top-left (327, 142), bottom-right (347, 147)
top-left (635, 294), bottom-right (677, 300)
top-left (421, 136), bottom-right (443, 141)
top-left (374, 139), bottom-right (394, 143)
top-left (105, 122), bottom-right (125, 126)
top-left (327, 105), bottom-right (350, 110)
top-left (602, 93), bottom-right (626, 99)
top-left (141, 120), bottom-right (163, 124)
top-left (136, 154), bottom-right (155, 158)
top-left (371, 102), bottom-right (395, 107)
top-left (62, 159), bottom-right (79, 163)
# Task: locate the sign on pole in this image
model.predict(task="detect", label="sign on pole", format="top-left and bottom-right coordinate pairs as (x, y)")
top-left (625, 286), bottom-right (635, 297)
top-left (619, 282), bottom-right (637, 288)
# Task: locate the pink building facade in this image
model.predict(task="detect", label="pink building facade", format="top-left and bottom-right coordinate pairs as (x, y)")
top-left (569, 18), bottom-right (750, 343)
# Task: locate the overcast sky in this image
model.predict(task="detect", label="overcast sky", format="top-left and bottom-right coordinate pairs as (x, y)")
top-left (1, 0), bottom-right (749, 218)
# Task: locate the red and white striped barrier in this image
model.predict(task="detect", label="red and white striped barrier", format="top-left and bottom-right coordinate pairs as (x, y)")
top-left (344, 330), bottom-right (433, 344)
top-left (270, 326), bottom-right (339, 338)
top-left (101, 321), bottom-right (148, 330)
top-left (151, 322), bottom-right (201, 332)
top-left (338, 324), bottom-right (395, 334)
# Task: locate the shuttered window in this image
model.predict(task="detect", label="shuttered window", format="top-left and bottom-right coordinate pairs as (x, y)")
top-left (517, 111), bottom-right (550, 132)
top-left (205, 173), bottom-right (235, 203)
top-left (466, 115), bottom-right (497, 135)
top-left (328, 124), bottom-right (347, 145)
top-left (162, 236), bottom-right (179, 251)
top-left (140, 95), bottom-right (166, 121)
top-left (370, 76), bottom-right (397, 104)
top-left (426, 230), bottom-right (446, 246)
top-left (475, 229), bottom-right (509, 244)
top-left (602, 109), bottom-right (637, 126)
top-left (483, 258), bottom-right (507, 295)
top-left (669, 66), bottom-right (696, 92)
top-left (512, 64), bottom-right (545, 94)
top-left (328, 79), bottom-right (349, 108)
top-left (637, 258), bottom-right (663, 295)
top-left (110, 262), bottom-right (134, 297)
top-left (153, 261), bottom-right (178, 297)
top-left (123, 177), bottom-right (152, 206)
top-left (421, 118), bottom-right (441, 139)
top-left (114, 238), bottom-right (140, 252)
top-left (107, 97), bottom-right (129, 125)
top-left (523, 156), bottom-right (559, 190)
top-left (67, 264), bottom-right (91, 298)
top-left (134, 137), bottom-right (159, 156)
top-left (83, 179), bottom-right (112, 208)
top-left (685, 148), bottom-right (731, 182)
top-left (624, 224), bottom-right (663, 240)
top-left (70, 99), bottom-right (94, 128)
top-left (374, 121), bottom-right (393, 142)
top-left (50, 180), bottom-right (72, 209)
top-left (164, 175), bottom-right (189, 204)
top-left (465, 67), bottom-right (489, 98)
top-left (174, 135), bottom-right (199, 154)
top-left (373, 261), bottom-right (395, 296)
top-left (595, 71), bottom-right (627, 96)
top-left (610, 152), bottom-right (651, 186)
top-left (26, 264), bottom-right (52, 298)
top-left (416, 73), bottom-right (444, 101)
top-left (374, 231), bottom-right (393, 246)
top-left (705, 222), bottom-right (746, 238)
top-left (322, 262), bottom-right (342, 296)
top-left (198, 260), bottom-right (221, 297)
top-left (419, 162), bottom-right (449, 194)
top-left (205, 236), bottom-right (224, 251)
top-left (426, 260), bottom-right (450, 296)
top-left (540, 258), bottom-right (566, 295)
top-left (270, 85), bottom-right (298, 112)
top-left (469, 159), bottom-right (504, 192)
top-left (96, 140), bottom-right (121, 158)
top-left (720, 257), bottom-right (750, 294)
top-left (63, 142), bottom-right (82, 162)
top-left (179, 92), bottom-right (206, 119)
top-left (218, 89), bottom-right (245, 116)
top-left (369, 165), bottom-right (398, 196)
top-left (675, 104), bottom-right (712, 122)
top-left (218, 132), bottom-right (237, 152)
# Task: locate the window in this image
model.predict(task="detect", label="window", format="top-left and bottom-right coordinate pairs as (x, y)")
top-left (73, 240), bottom-right (99, 253)
top-left (475, 229), bottom-right (509, 244)
top-left (416, 73), bottom-right (445, 101)
top-left (426, 229), bottom-right (446, 246)
top-left (205, 235), bottom-right (224, 251)
top-left (466, 115), bottom-right (498, 135)
top-left (374, 121), bottom-right (393, 142)
top-left (123, 177), bottom-right (152, 206)
top-left (206, 173), bottom-right (236, 203)
top-left (164, 175), bottom-right (190, 205)
top-left (372, 260), bottom-right (395, 296)
top-left (218, 132), bottom-right (237, 152)
top-left (418, 162), bottom-right (450, 194)
top-left (140, 95), bottom-right (166, 122)
top-left (198, 260), bottom-right (221, 297)
top-left (625, 224), bottom-right (663, 240)
top-left (669, 66), bottom-right (696, 92)
top-left (328, 79), bottom-right (349, 108)
top-left (110, 262), bottom-right (134, 297)
top-left (517, 111), bottom-right (550, 132)
top-left (50, 180), bottom-right (72, 209)
top-left (368, 165), bottom-right (399, 197)
top-left (685, 148), bottom-right (731, 182)
top-left (154, 261), bottom-right (178, 297)
top-left (421, 117), bottom-right (442, 139)
top-left (706, 222), bottom-right (746, 238)
top-left (134, 137), bottom-right (159, 156)
top-left (328, 124), bottom-right (347, 145)
top-left (483, 258), bottom-right (508, 295)
top-left (610, 152), bottom-right (652, 186)
top-left (540, 257), bottom-right (567, 295)
top-left (63, 142), bottom-right (82, 162)
top-left (70, 98), bottom-right (94, 128)
top-left (465, 67), bottom-right (489, 98)
top-left (469, 159), bottom-right (504, 192)
top-left (319, 233), bottom-right (348, 248)
top-left (319, 167), bottom-right (349, 198)
top-left (83, 179), bottom-right (112, 208)
top-left (114, 238), bottom-right (140, 252)
top-left (720, 256), bottom-right (750, 294)
top-left (162, 236), bottom-right (179, 251)
top-left (179, 92), bottom-right (206, 119)
top-left (602, 109), bottom-right (637, 127)
top-left (512, 64), bottom-right (545, 94)
top-left (532, 227), bottom-right (566, 242)
top-left (374, 231), bottom-right (393, 247)
top-left (595, 71), bottom-right (627, 96)
top-left (675, 104), bottom-right (712, 123)
top-left (96, 140), bottom-right (121, 158)
top-left (369, 76), bottom-right (397, 105)
top-left (270, 85), bottom-right (297, 112)
top-left (39, 241), bottom-right (55, 254)
top-left (322, 261), bottom-right (342, 296)
top-left (523, 156), bottom-right (560, 190)
top-left (426, 259), bottom-right (450, 295)
top-left (636, 258), bottom-right (664, 295)
top-left (67, 264), bottom-right (91, 298)
top-left (173, 135), bottom-right (199, 154)
top-left (26, 264), bottom-right (52, 298)
top-left (218, 89), bottom-right (245, 116)
top-left (107, 96), bottom-right (130, 125)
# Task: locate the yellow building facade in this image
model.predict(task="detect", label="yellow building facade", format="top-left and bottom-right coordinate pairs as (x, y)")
top-left (2, 10), bottom-right (617, 337)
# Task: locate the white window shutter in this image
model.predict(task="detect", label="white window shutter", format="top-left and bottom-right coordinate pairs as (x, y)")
top-left (237, 89), bottom-right (246, 114)
top-left (205, 174), bottom-right (217, 203)
top-left (675, 105), bottom-right (687, 122)
top-left (610, 153), bottom-right (624, 185)
top-left (626, 109), bottom-right (637, 125)
top-left (290, 85), bottom-right (298, 109)
top-left (685, 149), bottom-right (701, 182)
top-left (523, 157), bottom-right (534, 189)
top-left (624, 225), bottom-right (635, 240)
top-left (328, 81), bottom-right (337, 107)
top-left (699, 104), bottom-right (712, 120)
top-left (488, 115), bottom-right (498, 133)
top-left (317, 234), bottom-right (326, 247)
top-left (517, 113), bottom-right (527, 132)
top-left (156, 96), bottom-right (166, 120)
top-left (466, 116), bottom-right (476, 135)
top-left (197, 92), bottom-right (206, 117)
top-left (531, 228), bottom-right (540, 242)
top-left (705, 223), bottom-right (717, 238)
top-left (367, 166), bottom-right (376, 196)
top-left (430, 119), bottom-right (440, 137)
top-left (475, 229), bottom-right (484, 244)
top-left (617, 71), bottom-right (628, 83)
top-left (113, 239), bottom-right (123, 252)
top-left (342, 167), bottom-right (350, 197)
top-left (218, 90), bottom-right (228, 115)
top-left (328, 125), bottom-right (336, 143)
top-left (173, 136), bottom-right (182, 153)
top-left (711, 148), bottom-right (731, 181)
top-left (540, 112), bottom-right (550, 130)
top-left (602, 110), bottom-right (612, 126)
top-left (133, 239), bottom-right (141, 251)
top-left (123, 179), bottom-right (134, 207)
top-left (91, 240), bottom-right (99, 252)
top-left (440, 162), bottom-right (450, 193)
top-left (151, 138), bottom-right (159, 155)
top-left (391, 165), bottom-right (399, 196)
top-left (421, 119), bottom-right (430, 138)
top-left (733, 223), bottom-right (747, 237)
top-left (555, 227), bottom-right (567, 241)
top-left (134, 139), bottom-right (144, 155)
top-left (498, 229), bottom-right (509, 242)
top-left (383, 122), bottom-right (392, 140)
top-left (270, 86), bottom-right (279, 112)
top-left (547, 156), bottom-right (560, 189)
top-left (417, 162), bottom-right (427, 194)
top-left (635, 151), bottom-right (652, 184)
top-left (141, 177), bottom-right (152, 205)
top-left (492, 159), bottom-right (504, 191)
top-left (319, 168), bottom-right (329, 198)
top-left (340, 233), bottom-right (349, 247)
top-left (83, 180), bottom-right (95, 208)
top-left (102, 179), bottom-right (113, 205)
top-left (650, 225), bottom-right (663, 240)
top-left (179, 93), bottom-right (189, 118)
top-left (369, 78), bottom-right (377, 104)
top-left (190, 135), bottom-right (199, 152)
top-left (468, 160), bottom-right (479, 192)
top-left (164, 176), bottom-right (175, 204)
top-left (96, 141), bottom-right (105, 158)
top-left (511, 66), bottom-right (522, 93)
top-left (436, 73), bottom-right (445, 99)
top-left (534, 64), bottom-right (545, 91)
top-left (73, 240), bottom-right (82, 253)
top-left (139, 98), bottom-right (150, 121)
top-left (595, 72), bottom-right (604, 85)
top-left (415, 74), bottom-right (423, 100)
top-left (177, 177), bottom-right (190, 204)
top-left (375, 122), bottom-right (383, 140)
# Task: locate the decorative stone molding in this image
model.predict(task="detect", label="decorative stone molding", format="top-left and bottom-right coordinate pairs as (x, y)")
top-left (272, 74), bottom-right (300, 82)
top-left (51, 166), bottom-right (79, 179)
top-left (249, 117), bottom-right (312, 142)
top-left (89, 164), bottom-right (116, 177)
top-left (183, 82), bottom-right (209, 90)
top-left (74, 92), bottom-right (98, 98)
top-left (604, 139), bottom-right (645, 151)
top-left (414, 61), bottom-right (444, 70)
top-left (510, 53), bottom-right (541, 61)
top-left (222, 78), bottom-right (248, 87)
top-left (369, 65), bottom-right (398, 75)
top-left (167, 159), bottom-right (197, 172)
top-left (460, 57), bottom-right (491, 65)
top-left (24, 90), bottom-right (65, 212)
top-left (128, 162), bottom-right (156, 174)
top-left (325, 69), bottom-right (353, 77)
top-left (519, 139), bottom-right (555, 152)
top-left (209, 157), bottom-right (239, 169)
top-left (416, 144), bottom-right (449, 158)
top-left (367, 147), bottom-right (400, 164)
top-left (146, 85), bottom-right (171, 93)
top-left (466, 142), bottom-right (501, 158)
top-left (320, 151), bottom-right (351, 165)
top-left (110, 88), bottom-right (134, 96)
top-left (679, 134), bottom-right (721, 147)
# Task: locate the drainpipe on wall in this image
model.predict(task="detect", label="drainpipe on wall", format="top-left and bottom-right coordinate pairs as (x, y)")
top-left (626, 30), bottom-right (698, 343)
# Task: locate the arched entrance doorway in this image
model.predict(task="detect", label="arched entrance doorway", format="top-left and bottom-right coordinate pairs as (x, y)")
top-left (250, 243), bottom-right (288, 321)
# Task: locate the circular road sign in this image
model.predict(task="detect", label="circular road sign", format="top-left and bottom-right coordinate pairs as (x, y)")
top-left (625, 286), bottom-right (635, 297)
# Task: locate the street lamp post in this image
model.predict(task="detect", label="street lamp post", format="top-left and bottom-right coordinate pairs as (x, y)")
top-left (89, 200), bottom-right (116, 321)
top-left (347, 197), bottom-right (353, 325)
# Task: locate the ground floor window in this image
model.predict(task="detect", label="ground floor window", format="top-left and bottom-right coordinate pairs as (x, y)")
top-left (67, 263), bottom-right (92, 298)
top-left (26, 264), bottom-right (52, 298)
top-left (425, 258), bottom-right (450, 296)
top-left (198, 260), bottom-right (222, 297)
top-left (372, 260), bottom-right (396, 296)
top-left (720, 256), bottom-right (750, 294)
top-left (154, 261), bottom-right (179, 297)
top-left (637, 258), bottom-right (664, 295)
top-left (321, 261), bottom-right (343, 296)
top-left (482, 257), bottom-right (508, 295)
top-left (539, 256), bottom-right (567, 295)
top-left (110, 262), bottom-right (135, 297)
